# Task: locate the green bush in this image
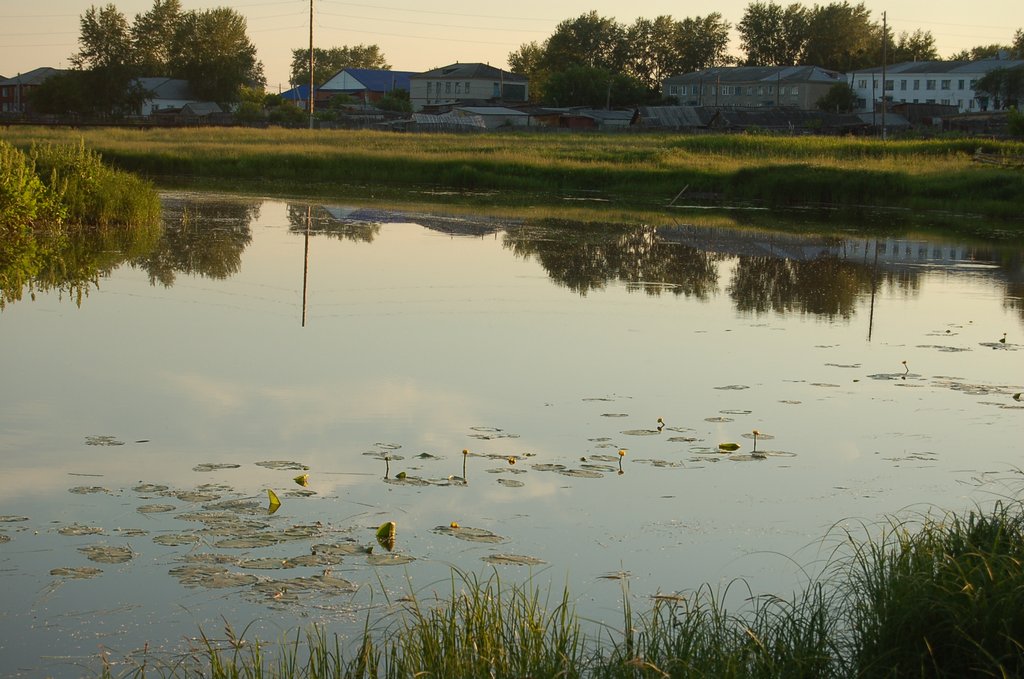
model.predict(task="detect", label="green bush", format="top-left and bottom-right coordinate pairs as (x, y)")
top-left (0, 140), bottom-right (65, 231)
top-left (30, 140), bottom-right (160, 228)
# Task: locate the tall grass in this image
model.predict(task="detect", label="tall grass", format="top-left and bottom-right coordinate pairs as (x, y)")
top-left (99, 497), bottom-right (1024, 678)
top-left (4, 127), bottom-right (1022, 219)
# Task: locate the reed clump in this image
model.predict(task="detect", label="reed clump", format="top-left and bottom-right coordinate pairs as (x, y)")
top-left (107, 498), bottom-right (1024, 678)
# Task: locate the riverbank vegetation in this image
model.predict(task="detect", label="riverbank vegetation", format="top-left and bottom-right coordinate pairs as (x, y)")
top-left (3, 126), bottom-right (1023, 223)
top-left (0, 139), bottom-right (161, 308)
top-left (102, 497), bottom-right (1024, 678)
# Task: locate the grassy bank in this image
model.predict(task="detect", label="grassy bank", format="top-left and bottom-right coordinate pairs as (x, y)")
top-left (103, 498), bottom-right (1024, 678)
top-left (3, 127), bottom-right (1023, 222)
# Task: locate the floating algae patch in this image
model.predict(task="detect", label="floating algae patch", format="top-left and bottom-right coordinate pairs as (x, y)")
top-left (69, 486), bottom-right (111, 495)
top-left (482, 554), bottom-right (545, 566)
top-left (137, 504), bottom-right (177, 514)
top-left (58, 524), bottom-right (105, 536)
top-left (193, 463), bottom-right (241, 472)
top-left (368, 553), bottom-right (415, 566)
top-left (79, 545), bottom-right (134, 564)
top-left (256, 460), bottom-right (310, 471)
top-left (433, 525), bottom-right (505, 543)
top-left (497, 478), bottom-right (525, 487)
top-left (152, 533), bottom-right (200, 546)
top-left (85, 435), bottom-right (124, 446)
top-left (559, 469), bottom-right (604, 478)
top-left (0, 535), bottom-right (10, 543)
top-left (133, 483), bottom-right (170, 494)
top-left (283, 489), bottom-right (316, 498)
top-left (50, 567), bottom-right (103, 579)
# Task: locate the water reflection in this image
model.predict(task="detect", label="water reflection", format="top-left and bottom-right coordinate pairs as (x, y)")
top-left (1, 194), bottom-right (1023, 323)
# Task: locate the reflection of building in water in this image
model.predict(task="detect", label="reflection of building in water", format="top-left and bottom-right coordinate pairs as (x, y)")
top-left (308, 205), bottom-right (507, 239)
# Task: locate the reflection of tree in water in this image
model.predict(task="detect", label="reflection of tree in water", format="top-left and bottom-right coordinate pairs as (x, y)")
top-left (503, 221), bottom-right (719, 298)
top-left (133, 199), bottom-right (258, 286)
top-left (727, 254), bottom-right (926, 318)
top-left (285, 204), bottom-right (381, 243)
top-left (1, 225), bottom-right (161, 310)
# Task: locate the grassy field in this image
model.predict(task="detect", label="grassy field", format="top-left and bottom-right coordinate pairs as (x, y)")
top-left (3, 126), bottom-right (1023, 222)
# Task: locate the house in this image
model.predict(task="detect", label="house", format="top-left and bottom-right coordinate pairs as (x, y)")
top-left (0, 67), bottom-right (62, 114)
top-left (135, 77), bottom-right (204, 116)
top-left (847, 57), bottom-right (1024, 114)
top-left (318, 68), bottom-right (416, 105)
top-left (409, 63), bottom-right (528, 112)
top-left (663, 66), bottom-right (845, 111)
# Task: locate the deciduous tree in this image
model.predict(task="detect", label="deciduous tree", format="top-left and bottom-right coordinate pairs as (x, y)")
top-left (132, 0), bottom-right (182, 76)
top-left (738, 2), bottom-right (809, 66)
top-left (801, 2), bottom-right (878, 71)
top-left (72, 4), bottom-right (134, 70)
top-left (170, 7), bottom-right (264, 103)
top-left (289, 45), bottom-right (390, 87)
top-left (675, 13), bottom-right (734, 73)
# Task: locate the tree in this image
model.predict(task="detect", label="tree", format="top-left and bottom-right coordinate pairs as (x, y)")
top-left (816, 82), bottom-right (857, 112)
top-left (802, 2), bottom-right (879, 71)
top-left (170, 7), bottom-right (264, 103)
top-left (1014, 29), bottom-right (1024, 58)
top-left (508, 41), bottom-right (548, 101)
top-left (131, 0), bottom-right (182, 75)
top-left (949, 44), bottom-right (1011, 61)
top-left (543, 65), bottom-right (646, 108)
top-left (889, 29), bottom-right (938, 63)
top-left (675, 13), bottom-right (734, 73)
top-left (542, 12), bottom-right (628, 73)
top-left (975, 66), bottom-right (1024, 109)
top-left (738, 2), bottom-right (809, 66)
top-left (72, 4), bottom-right (135, 70)
top-left (377, 89), bottom-right (411, 113)
top-left (624, 16), bottom-right (682, 92)
top-left (289, 45), bottom-right (390, 87)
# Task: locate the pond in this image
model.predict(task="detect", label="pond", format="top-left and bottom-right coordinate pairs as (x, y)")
top-left (1, 193), bottom-right (1022, 675)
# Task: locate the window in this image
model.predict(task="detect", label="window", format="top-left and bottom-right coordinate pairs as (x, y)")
top-left (692, 85), bottom-right (699, 95)
top-left (900, 80), bottom-right (907, 90)
top-left (969, 79), bottom-right (977, 88)
top-left (941, 99), bottom-right (950, 105)
top-left (873, 79), bottom-right (879, 89)
top-left (857, 79), bottom-right (867, 88)
top-left (940, 79), bottom-right (951, 90)
top-left (884, 79), bottom-right (893, 91)
top-left (445, 82), bottom-right (451, 94)
top-left (711, 85), bottom-right (717, 95)
top-left (926, 98), bottom-right (935, 104)
top-left (455, 82), bottom-right (462, 94)
top-left (913, 79), bottom-right (920, 90)
top-left (790, 86), bottom-right (798, 94)
top-left (465, 82), bottom-right (470, 92)
top-left (757, 86), bottom-right (764, 95)
top-left (426, 82), bottom-right (432, 93)
top-left (780, 86), bottom-right (788, 95)
top-left (768, 85), bottom-right (774, 94)
top-left (925, 79), bottom-right (936, 90)
top-left (958, 79), bottom-right (964, 90)
top-left (669, 85), bottom-right (678, 96)
top-left (747, 86), bottom-right (754, 95)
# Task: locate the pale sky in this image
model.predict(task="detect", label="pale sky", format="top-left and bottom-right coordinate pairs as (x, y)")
top-left (1, 0), bottom-right (1020, 91)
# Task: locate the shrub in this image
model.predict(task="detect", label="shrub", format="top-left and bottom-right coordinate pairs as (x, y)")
top-left (0, 140), bottom-right (65, 231)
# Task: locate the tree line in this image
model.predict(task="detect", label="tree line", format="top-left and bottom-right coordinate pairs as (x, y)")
top-left (33, 0), bottom-right (263, 116)
top-left (509, 2), bottom-right (1024, 106)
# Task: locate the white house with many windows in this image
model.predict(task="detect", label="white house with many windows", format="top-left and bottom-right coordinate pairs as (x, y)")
top-left (847, 57), bottom-right (1024, 113)
top-left (408, 63), bottom-right (528, 111)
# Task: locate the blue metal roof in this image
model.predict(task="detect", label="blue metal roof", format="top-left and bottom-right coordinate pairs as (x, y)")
top-left (324, 68), bottom-right (416, 93)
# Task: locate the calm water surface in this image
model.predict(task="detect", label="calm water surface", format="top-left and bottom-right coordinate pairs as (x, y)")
top-left (1, 193), bottom-right (1022, 675)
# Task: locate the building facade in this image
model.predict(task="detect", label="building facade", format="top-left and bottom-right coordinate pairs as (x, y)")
top-left (0, 67), bottom-right (62, 114)
top-left (663, 66), bottom-right (845, 110)
top-left (319, 68), bottom-right (417, 105)
top-left (409, 63), bottom-right (528, 111)
top-left (847, 57), bottom-right (1024, 113)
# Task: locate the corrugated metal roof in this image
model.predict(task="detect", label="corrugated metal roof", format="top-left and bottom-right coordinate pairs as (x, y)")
top-left (322, 68), bottom-right (417, 92)
top-left (455, 106), bottom-right (528, 116)
top-left (848, 58), bottom-right (1024, 75)
top-left (665, 65), bottom-right (843, 85)
top-left (0, 67), bottom-right (62, 86)
top-left (136, 77), bottom-right (193, 100)
top-left (414, 62), bottom-right (527, 82)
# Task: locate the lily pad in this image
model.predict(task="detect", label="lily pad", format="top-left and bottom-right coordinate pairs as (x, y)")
top-left (85, 435), bottom-right (124, 446)
top-left (153, 533), bottom-right (200, 546)
top-left (482, 554), bottom-right (546, 566)
top-left (620, 429), bottom-right (662, 436)
top-left (741, 432), bottom-right (775, 440)
top-left (174, 490), bottom-right (221, 502)
top-left (133, 483), bottom-right (170, 493)
top-left (714, 385), bottom-right (749, 390)
top-left (215, 534), bottom-right (282, 549)
top-left (193, 463), bottom-right (241, 472)
top-left (433, 525), bottom-right (505, 543)
top-left (79, 545), bottom-right (134, 564)
top-left (280, 573), bottom-right (358, 593)
top-left (239, 557), bottom-right (297, 570)
top-left (50, 567), bottom-right (104, 579)
top-left (0, 516), bottom-right (29, 523)
top-left (497, 478), bottom-right (525, 487)
top-left (312, 541), bottom-right (372, 556)
top-left (667, 436), bottom-right (699, 442)
top-left (558, 469), bottom-right (604, 478)
top-left (531, 463), bottom-right (566, 472)
top-left (255, 460), bottom-right (310, 471)
top-left (704, 417), bottom-right (733, 423)
top-left (58, 524), bottom-right (105, 536)
top-left (137, 504), bottom-right (177, 514)
top-left (0, 535), bottom-right (11, 543)
top-left (368, 553), bottom-right (415, 566)
top-left (600, 413), bottom-right (629, 418)
top-left (720, 409), bottom-right (752, 415)
top-left (69, 486), bottom-right (110, 495)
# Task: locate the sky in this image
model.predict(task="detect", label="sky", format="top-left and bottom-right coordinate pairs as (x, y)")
top-left (1, 0), bottom-right (1021, 91)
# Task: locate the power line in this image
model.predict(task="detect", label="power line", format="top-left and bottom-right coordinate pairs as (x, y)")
top-left (316, 10), bottom-right (549, 34)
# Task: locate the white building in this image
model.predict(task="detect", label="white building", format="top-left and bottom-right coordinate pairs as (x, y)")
top-left (847, 57), bottom-right (1024, 113)
top-left (409, 63), bottom-right (528, 112)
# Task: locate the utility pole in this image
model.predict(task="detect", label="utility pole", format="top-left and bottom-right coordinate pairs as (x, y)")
top-left (308, 0), bottom-right (315, 129)
top-left (881, 11), bottom-right (888, 141)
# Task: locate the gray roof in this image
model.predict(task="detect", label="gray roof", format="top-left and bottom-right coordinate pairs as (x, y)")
top-left (455, 106), bottom-right (528, 116)
top-left (413, 62), bottom-right (527, 82)
top-left (135, 77), bottom-right (194, 100)
top-left (665, 65), bottom-right (843, 85)
top-left (0, 67), bottom-right (62, 86)
top-left (849, 58), bottom-right (1024, 75)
